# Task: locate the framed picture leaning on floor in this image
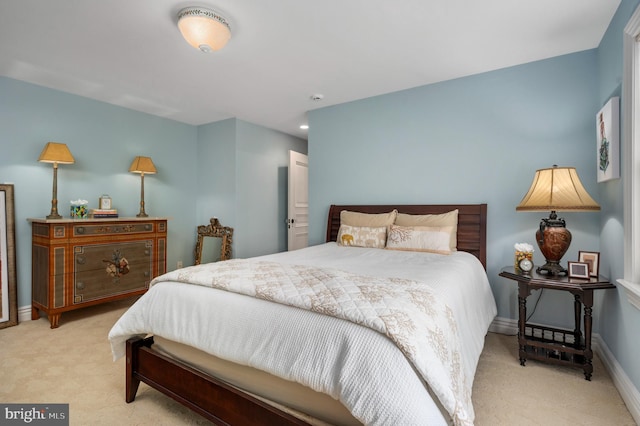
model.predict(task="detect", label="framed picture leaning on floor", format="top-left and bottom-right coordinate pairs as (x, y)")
top-left (0, 183), bottom-right (17, 329)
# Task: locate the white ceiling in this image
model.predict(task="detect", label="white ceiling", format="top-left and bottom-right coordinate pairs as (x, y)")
top-left (0, 0), bottom-right (621, 139)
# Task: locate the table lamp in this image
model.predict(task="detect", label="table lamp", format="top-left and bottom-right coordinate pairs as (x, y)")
top-left (129, 156), bottom-right (157, 217)
top-left (38, 142), bottom-right (75, 219)
top-left (516, 165), bottom-right (600, 276)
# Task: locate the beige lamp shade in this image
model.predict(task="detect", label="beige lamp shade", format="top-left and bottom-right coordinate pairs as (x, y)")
top-left (129, 156), bottom-right (157, 174)
top-left (516, 166), bottom-right (600, 212)
top-left (177, 7), bottom-right (231, 52)
top-left (39, 142), bottom-right (74, 219)
top-left (38, 142), bottom-right (75, 164)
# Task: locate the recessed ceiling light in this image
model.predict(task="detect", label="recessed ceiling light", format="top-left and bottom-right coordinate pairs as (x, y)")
top-left (300, 124), bottom-right (309, 130)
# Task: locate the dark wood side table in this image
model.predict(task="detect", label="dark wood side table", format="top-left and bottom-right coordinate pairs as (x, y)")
top-left (499, 267), bottom-right (615, 380)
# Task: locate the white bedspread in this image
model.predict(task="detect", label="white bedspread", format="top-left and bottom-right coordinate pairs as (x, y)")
top-left (109, 243), bottom-right (497, 426)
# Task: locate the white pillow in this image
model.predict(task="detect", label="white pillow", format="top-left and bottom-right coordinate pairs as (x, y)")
top-left (394, 209), bottom-right (458, 251)
top-left (385, 224), bottom-right (453, 254)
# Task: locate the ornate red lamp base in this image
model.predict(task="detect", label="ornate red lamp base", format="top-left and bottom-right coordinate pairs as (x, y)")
top-left (535, 211), bottom-right (572, 276)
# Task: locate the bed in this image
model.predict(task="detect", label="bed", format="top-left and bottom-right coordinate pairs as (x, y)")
top-left (109, 204), bottom-right (496, 426)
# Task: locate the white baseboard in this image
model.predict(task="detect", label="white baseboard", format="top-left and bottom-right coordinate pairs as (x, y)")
top-left (18, 304), bottom-right (31, 322)
top-left (488, 316), bottom-right (517, 335)
top-left (491, 316), bottom-right (640, 424)
top-left (593, 333), bottom-right (640, 424)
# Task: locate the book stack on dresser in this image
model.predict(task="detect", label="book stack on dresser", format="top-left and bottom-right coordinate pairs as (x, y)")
top-left (90, 209), bottom-right (119, 218)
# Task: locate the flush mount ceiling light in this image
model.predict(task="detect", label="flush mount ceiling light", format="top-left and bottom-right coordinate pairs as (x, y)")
top-left (177, 7), bottom-right (231, 53)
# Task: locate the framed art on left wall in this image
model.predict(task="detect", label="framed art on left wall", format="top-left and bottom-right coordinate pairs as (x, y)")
top-left (0, 184), bottom-right (17, 329)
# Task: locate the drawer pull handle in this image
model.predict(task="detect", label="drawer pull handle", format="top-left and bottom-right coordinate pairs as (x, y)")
top-left (144, 250), bottom-right (150, 256)
top-left (76, 282), bottom-right (85, 290)
top-left (76, 256), bottom-right (86, 265)
top-left (144, 271), bottom-right (150, 277)
top-left (76, 227), bottom-right (85, 234)
top-left (144, 224), bottom-right (152, 231)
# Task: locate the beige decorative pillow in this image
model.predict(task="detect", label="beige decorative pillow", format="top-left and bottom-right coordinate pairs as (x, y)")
top-left (337, 224), bottom-right (387, 248)
top-left (394, 209), bottom-right (458, 251)
top-left (386, 224), bottom-right (453, 254)
top-left (340, 209), bottom-right (398, 227)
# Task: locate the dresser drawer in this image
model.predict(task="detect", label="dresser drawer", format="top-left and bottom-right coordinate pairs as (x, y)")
top-left (73, 241), bottom-right (152, 303)
top-left (73, 268), bottom-right (149, 303)
top-left (74, 241), bottom-right (153, 272)
top-left (73, 221), bottom-right (157, 237)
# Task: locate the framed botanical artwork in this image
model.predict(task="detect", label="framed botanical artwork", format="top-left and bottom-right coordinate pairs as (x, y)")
top-left (597, 97), bottom-right (620, 182)
top-left (578, 251), bottom-right (600, 278)
top-left (0, 184), bottom-right (17, 329)
top-left (568, 261), bottom-right (590, 279)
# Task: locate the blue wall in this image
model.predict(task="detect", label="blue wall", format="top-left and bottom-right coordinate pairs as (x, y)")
top-left (0, 77), bottom-right (198, 307)
top-left (197, 119), bottom-right (308, 259)
top-left (235, 120), bottom-right (307, 257)
top-left (307, 0), bottom-right (640, 397)
top-left (309, 50), bottom-right (601, 327)
top-left (596, 0), bottom-right (640, 392)
top-left (197, 118), bottom-right (238, 240)
top-left (0, 77), bottom-right (305, 307)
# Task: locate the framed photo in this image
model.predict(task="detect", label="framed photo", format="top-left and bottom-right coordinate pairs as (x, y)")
top-left (596, 97), bottom-right (620, 182)
top-left (578, 251), bottom-right (600, 278)
top-left (568, 261), bottom-right (590, 279)
top-left (0, 184), bottom-right (17, 329)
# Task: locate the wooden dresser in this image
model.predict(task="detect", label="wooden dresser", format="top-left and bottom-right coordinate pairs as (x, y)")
top-left (29, 217), bottom-right (168, 328)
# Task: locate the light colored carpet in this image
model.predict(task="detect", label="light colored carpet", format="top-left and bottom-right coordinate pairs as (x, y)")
top-left (0, 299), bottom-right (635, 425)
top-left (473, 331), bottom-right (635, 425)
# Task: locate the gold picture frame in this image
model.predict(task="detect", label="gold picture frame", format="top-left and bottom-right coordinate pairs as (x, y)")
top-left (194, 217), bottom-right (234, 265)
top-left (0, 184), bottom-right (18, 328)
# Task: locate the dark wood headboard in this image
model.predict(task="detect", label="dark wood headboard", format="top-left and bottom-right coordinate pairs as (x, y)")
top-left (326, 204), bottom-right (487, 269)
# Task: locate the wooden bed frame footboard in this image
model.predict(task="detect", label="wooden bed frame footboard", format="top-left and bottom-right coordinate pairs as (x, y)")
top-left (126, 336), bottom-right (310, 425)
top-left (124, 204), bottom-right (488, 424)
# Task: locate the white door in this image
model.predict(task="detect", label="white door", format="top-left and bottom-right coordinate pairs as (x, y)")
top-left (287, 151), bottom-right (308, 250)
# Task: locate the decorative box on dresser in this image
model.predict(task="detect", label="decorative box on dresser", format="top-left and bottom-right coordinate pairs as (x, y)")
top-left (29, 217), bottom-right (167, 328)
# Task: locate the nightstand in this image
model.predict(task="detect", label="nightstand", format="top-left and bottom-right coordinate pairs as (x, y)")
top-left (499, 267), bottom-right (615, 380)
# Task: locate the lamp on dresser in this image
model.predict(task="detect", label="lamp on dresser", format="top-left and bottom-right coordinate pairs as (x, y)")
top-left (129, 156), bottom-right (156, 218)
top-left (38, 142), bottom-right (75, 219)
top-left (516, 165), bottom-right (600, 276)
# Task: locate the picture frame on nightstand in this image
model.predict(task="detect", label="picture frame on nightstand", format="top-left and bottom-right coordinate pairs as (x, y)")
top-left (578, 251), bottom-right (600, 278)
top-left (568, 261), bottom-right (590, 279)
